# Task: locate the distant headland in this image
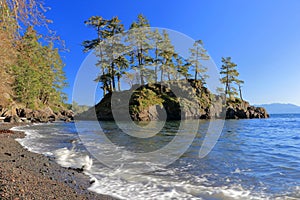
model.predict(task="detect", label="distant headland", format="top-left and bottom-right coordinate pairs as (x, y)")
top-left (255, 103), bottom-right (300, 114)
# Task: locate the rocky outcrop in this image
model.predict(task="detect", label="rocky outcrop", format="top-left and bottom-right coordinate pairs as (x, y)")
top-left (0, 105), bottom-right (74, 123)
top-left (226, 99), bottom-right (269, 119)
top-left (77, 81), bottom-right (269, 121)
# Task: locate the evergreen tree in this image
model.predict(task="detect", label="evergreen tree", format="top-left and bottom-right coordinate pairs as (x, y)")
top-left (0, 4), bottom-right (18, 106)
top-left (105, 17), bottom-right (125, 92)
top-left (188, 40), bottom-right (209, 83)
top-left (159, 30), bottom-right (175, 83)
top-left (235, 79), bottom-right (244, 101)
top-left (176, 57), bottom-right (191, 80)
top-left (84, 16), bottom-right (126, 94)
top-left (44, 43), bottom-right (68, 104)
top-left (151, 29), bottom-right (163, 83)
top-left (0, 1), bottom-right (67, 110)
top-left (13, 27), bottom-right (67, 108)
top-left (114, 55), bottom-right (129, 91)
top-left (128, 14), bottom-right (153, 85)
top-left (220, 57), bottom-right (243, 99)
top-left (83, 16), bottom-right (110, 52)
top-left (14, 27), bottom-right (41, 108)
top-left (83, 16), bottom-right (110, 95)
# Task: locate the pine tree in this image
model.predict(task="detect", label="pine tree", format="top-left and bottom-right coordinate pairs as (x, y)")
top-left (0, 1), bottom-right (67, 110)
top-left (83, 16), bottom-right (110, 95)
top-left (128, 14), bottom-right (153, 85)
top-left (150, 29), bottom-right (162, 83)
top-left (14, 27), bottom-right (67, 108)
top-left (105, 17), bottom-right (125, 92)
top-left (159, 30), bottom-right (175, 83)
top-left (114, 55), bottom-right (129, 91)
top-left (188, 40), bottom-right (209, 84)
top-left (0, 4), bottom-right (18, 106)
top-left (83, 16), bottom-right (110, 52)
top-left (220, 57), bottom-right (243, 99)
top-left (84, 16), bottom-right (126, 94)
top-left (44, 43), bottom-right (68, 105)
top-left (176, 57), bottom-right (191, 80)
top-left (235, 79), bottom-right (244, 101)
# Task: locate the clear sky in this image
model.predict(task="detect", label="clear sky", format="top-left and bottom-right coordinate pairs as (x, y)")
top-left (45, 0), bottom-right (300, 106)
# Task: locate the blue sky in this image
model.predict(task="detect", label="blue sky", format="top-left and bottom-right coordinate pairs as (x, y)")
top-left (45, 0), bottom-right (300, 106)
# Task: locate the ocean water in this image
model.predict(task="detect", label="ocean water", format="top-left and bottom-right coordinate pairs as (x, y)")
top-left (12, 114), bottom-right (300, 200)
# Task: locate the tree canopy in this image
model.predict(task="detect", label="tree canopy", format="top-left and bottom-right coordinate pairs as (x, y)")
top-left (220, 57), bottom-right (244, 100)
top-left (83, 14), bottom-right (211, 96)
top-left (0, 0), bottom-right (67, 109)
top-left (82, 14), bottom-right (246, 104)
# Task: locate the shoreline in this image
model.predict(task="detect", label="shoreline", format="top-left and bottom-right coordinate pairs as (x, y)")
top-left (0, 123), bottom-right (117, 200)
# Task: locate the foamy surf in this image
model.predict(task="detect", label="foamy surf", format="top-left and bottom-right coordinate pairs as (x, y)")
top-left (11, 123), bottom-right (268, 200)
top-left (10, 119), bottom-right (300, 200)
top-left (54, 147), bottom-right (93, 171)
top-left (12, 125), bottom-right (52, 155)
top-left (85, 163), bottom-right (266, 200)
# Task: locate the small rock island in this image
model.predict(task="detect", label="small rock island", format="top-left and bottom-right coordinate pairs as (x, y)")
top-left (77, 15), bottom-right (269, 122)
top-left (77, 79), bottom-right (269, 121)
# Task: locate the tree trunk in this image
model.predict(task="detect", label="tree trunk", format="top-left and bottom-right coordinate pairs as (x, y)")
top-left (168, 72), bottom-right (171, 81)
top-left (103, 87), bottom-right (106, 97)
top-left (225, 70), bottom-right (229, 98)
top-left (160, 65), bottom-right (164, 93)
top-left (112, 76), bottom-right (116, 91)
top-left (155, 48), bottom-right (158, 83)
top-left (118, 76), bottom-right (121, 91)
top-left (239, 85), bottom-right (243, 101)
top-left (161, 66), bottom-right (164, 83)
top-left (138, 48), bottom-right (145, 85)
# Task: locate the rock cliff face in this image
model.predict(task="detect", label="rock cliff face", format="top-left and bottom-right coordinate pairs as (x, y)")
top-left (226, 98), bottom-right (269, 119)
top-left (76, 80), bottom-right (269, 121)
top-left (0, 104), bottom-right (74, 123)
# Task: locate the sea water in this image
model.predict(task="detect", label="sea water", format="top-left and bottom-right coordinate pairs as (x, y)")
top-left (12, 114), bottom-right (300, 199)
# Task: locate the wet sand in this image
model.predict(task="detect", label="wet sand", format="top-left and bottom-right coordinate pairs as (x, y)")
top-left (0, 123), bottom-right (117, 200)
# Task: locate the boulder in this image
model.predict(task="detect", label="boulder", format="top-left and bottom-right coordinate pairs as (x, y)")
top-left (236, 108), bottom-right (247, 119)
top-left (226, 107), bottom-right (236, 119)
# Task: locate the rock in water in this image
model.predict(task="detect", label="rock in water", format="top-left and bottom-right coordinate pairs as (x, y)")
top-left (76, 81), bottom-right (269, 121)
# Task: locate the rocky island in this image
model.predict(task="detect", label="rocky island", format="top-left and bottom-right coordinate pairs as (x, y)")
top-left (77, 79), bottom-right (269, 121)
top-left (76, 16), bottom-right (269, 122)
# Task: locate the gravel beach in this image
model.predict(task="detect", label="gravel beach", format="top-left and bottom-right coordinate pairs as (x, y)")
top-left (0, 123), bottom-right (117, 200)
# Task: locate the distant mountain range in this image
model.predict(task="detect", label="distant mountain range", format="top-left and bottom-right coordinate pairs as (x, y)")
top-left (255, 103), bottom-right (300, 114)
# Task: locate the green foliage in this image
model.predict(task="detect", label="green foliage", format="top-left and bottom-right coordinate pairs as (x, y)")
top-left (82, 14), bottom-right (214, 102)
top-left (84, 16), bottom-right (126, 94)
top-left (128, 14), bottom-right (153, 85)
top-left (0, 4), bottom-right (19, 106)
top-left (188, 40), bottom-right (209, 83)
top-left (158, 30), bottom-right (177, 82)
top-left (220, 57), bottom-right (244, 99)
top-left (71, 101), bottom-right (91, 115)
top-left (0, 1), bottom-right (67, 110)
top-left (130, 88), bottom-right (163, 113)
top-left (13, 27), bottom-right (67, 109)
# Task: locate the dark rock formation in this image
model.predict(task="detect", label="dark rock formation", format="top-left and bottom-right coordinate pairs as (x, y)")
top-left (226, 98), bottom-right (269, 119)
top-left (76, 80), bottom-right (269, 121)
top-left (0, 105), bottom-right (74, 123)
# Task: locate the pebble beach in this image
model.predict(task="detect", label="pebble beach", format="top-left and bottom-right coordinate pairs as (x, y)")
top-left (0, 123), bottom-right (117, 200)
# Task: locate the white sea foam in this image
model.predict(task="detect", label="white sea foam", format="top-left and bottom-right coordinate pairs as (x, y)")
top-left (54, 147), bottom-right (93, 171)
top-left (11, 121), bottom-right (296, 200)
top-left (12, 124), bottom-right (265, 200)
top-left (83, 161), bottom-right (267, 200)
top-left (12, 126), bottom-right (48, 154)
